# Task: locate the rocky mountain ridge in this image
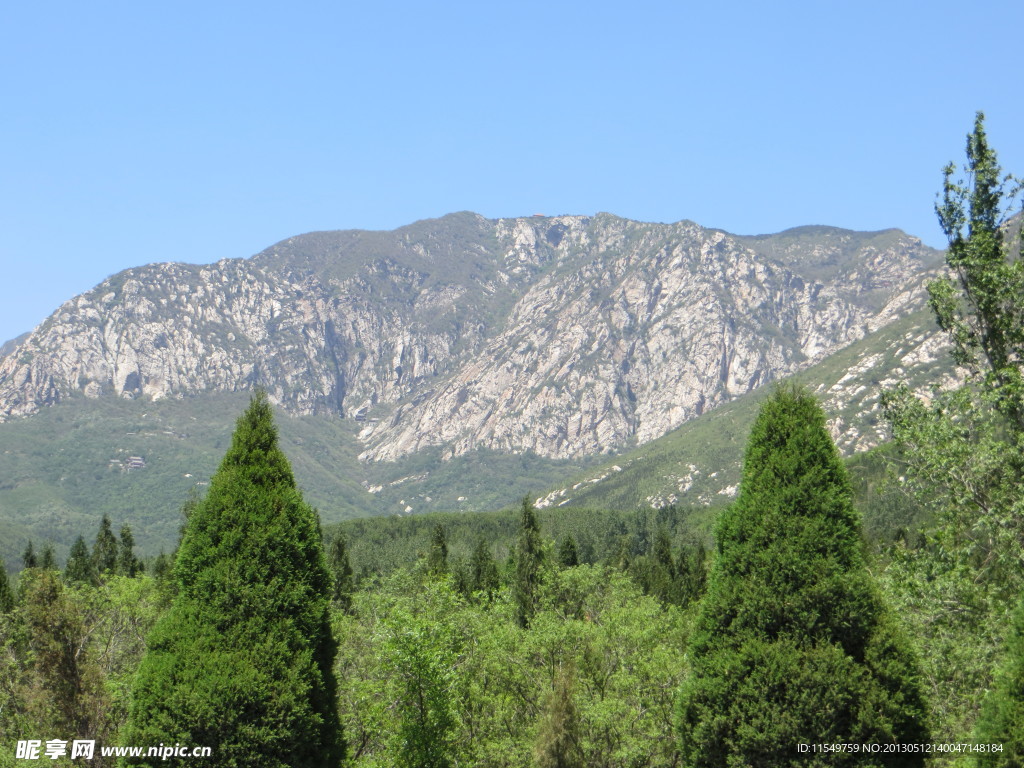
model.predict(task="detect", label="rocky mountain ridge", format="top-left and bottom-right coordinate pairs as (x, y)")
top-left (0, 212), bottom-right (943, 462)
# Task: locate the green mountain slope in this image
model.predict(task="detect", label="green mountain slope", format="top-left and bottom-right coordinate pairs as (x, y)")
top-left (0, 213), bottom-right (948, 570)
top-left (539, 308), bottom-right (949, 514)
top-left (0, 307), bottom-right (948, 571)
top-left (0, 391), bottom-right (595, 567)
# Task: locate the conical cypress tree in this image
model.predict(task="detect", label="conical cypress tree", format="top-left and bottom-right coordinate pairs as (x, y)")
top-left (123, 393), bottom-right (345, 767)
top-left (328, 535), bottom-right (355, 614)
top-left (40, 543), bottom-right (57, 570)
top-left (514, 496), bottom-right (544, 628)
top-left (65, 536), bottom-right (97, 585)
top-left (92, 515), bottom-right (118, 575)
top-left (469, 539), bottom-right (499, 600)
top-left (427, 523), bottom-right (449, 577)
top-left (22, 540), bottom-right (37, 570)
top-left (117, 524), bottom-right (142, 577)
top-left (677, 386), bottom-right (929, 767)
top-left (652, 527), bottom-right (675, 577)
top-left (557, 535), bottom-right (579, 568)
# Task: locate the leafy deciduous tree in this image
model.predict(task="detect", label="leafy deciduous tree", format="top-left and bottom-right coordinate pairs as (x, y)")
top-left (535, 663), bottom-right (583, 768)
top-left (930, 111), bottom-right (1024, 428)
top-left (883, 113), bottom-right (1024, 738)
top-left (20, 569), bottom-right (107, 739)
top-left (973, 596), bottom-right (1024, 766)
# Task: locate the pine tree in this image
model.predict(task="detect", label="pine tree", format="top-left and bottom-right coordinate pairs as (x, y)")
top-left (0, 558), bottom-right (13, 613)
top-left (652, 527), bottom-right (674, 577)
top-left (677, 543), bottom-right (707, 606)
top-left (974, 596), bottom-right (1024, 765)
top-left (22, 541), bottom-right (37, 570)
top-left (152, 550), bottom-right (170, 581)
top-left (64, 536), bottom-right (96, 585)
top-left (557, 535), bottom-right (579, 568)
top-left (469, 539), bottom-right (499, 600)
top-left (92, 515), bottom-right (117, 575)
top-left (123, 393), bottom-right (345, 767)
top-left (40, 544), bottom-right (56, 570)
top-left (328, 535), bottom-right (355, 614)
top-left (117, 524), bottom-right (142, 577)
top-left (513, 496), bottom-right (544, 628)
top-left (677, 386), bottom-right (929, 767)
top-left (427, 523), bottom-right (449, 577)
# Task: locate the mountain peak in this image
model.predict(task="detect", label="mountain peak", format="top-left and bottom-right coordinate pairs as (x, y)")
top-left (0, 214), bottom-right (939, 467)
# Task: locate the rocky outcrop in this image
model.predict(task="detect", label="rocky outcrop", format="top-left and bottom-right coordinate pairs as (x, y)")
top-left (0, 212), bottom-right (941, 461)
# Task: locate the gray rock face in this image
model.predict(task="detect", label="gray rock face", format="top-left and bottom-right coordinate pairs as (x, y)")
top-left (0, 213), bottom-right (941, 461)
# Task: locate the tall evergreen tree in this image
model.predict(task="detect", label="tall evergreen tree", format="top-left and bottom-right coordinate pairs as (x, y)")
top-left (677, 543), bottom-right (707, 606)
top-left (652, 527), bottom-right (674, 577)
top-left (0, 558), bottom-right (13, 613)
top-left (65, 536), bottom-right (97, 585)
top-left (469, 539), bottom-right (499, 600)
top-left (22, 541), bottom-right (37, 570)
top-left (427, 523), bottom-right (449, 577)
top-left (677, 386), bottom-right (929, 767)
top-left (328, 534), bottom-right (355, 614)
top-left (92, 515), bottom-right (118, 575)
top-left (513, 496), bottom-right (544, 628)
top-left (123, 392), bottom-right (345, 766)
top-left (557, 535), bottom-right (579, 568)
top-left (39, 544), bottom-right (56, 570)
top-left (117, 524), bottom-right (142, 577)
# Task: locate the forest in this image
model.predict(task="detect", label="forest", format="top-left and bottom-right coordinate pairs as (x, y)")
top-left (0, 115), bottom-right (1022, 767)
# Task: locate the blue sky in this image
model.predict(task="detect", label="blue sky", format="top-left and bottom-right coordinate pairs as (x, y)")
top-left (1, 0), bottom-right (1022, 343)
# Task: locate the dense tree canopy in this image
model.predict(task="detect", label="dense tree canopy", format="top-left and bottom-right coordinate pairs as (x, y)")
top-left (883, 113), bottom-right (1024, 744)
top-left (123, 393), bottom-right (345, 767)
top-left (678, 386), bottom-right (929, 766)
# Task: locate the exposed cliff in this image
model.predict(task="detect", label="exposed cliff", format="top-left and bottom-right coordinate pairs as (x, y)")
top-left (0, 212), bottom-right (942, 461)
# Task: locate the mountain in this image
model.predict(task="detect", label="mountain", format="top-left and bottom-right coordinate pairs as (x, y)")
top-left (0, 333), bottom-right (29, 360)
top-left (0, 213), bottom-right (946, 562)
top-left (535, 307), bottom-right (955, 514)
top-left (0, 214), bottom-right (940, 451)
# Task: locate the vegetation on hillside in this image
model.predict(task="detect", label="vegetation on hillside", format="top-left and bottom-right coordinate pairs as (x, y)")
top-left (678, 387), bottom-right (928, 766)
top-left (123, 393), bottom-right (344, 766)
top-left (0, 114), bottom-right (1020, 766)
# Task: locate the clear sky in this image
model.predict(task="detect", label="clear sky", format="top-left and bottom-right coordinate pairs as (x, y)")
top-left (1, 0), bottom-right (1022, 344)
